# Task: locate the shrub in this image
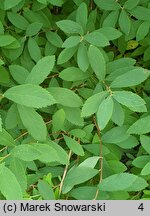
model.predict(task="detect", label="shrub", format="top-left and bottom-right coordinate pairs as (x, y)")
top-left (0, 0), bottom-right (150, 200)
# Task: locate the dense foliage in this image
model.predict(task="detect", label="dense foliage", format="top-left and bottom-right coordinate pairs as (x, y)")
top-left (0, 0), bottom-right (150, 200)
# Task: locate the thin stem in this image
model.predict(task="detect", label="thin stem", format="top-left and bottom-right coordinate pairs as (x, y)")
top-left (90, 0), bottom-right (94, 10)
top-left (70, 83), bottom-right (87, 91)
top-left (14, 131), bottom-right (28, 141)
top-left (54, 136), bottom-right (64, 142)
top-left (102, 81), bottom-right (113, 96)
top-left (49, 131), bottom-right (67, 137)
top-left (45, 120), bottom-right (52, 125)
top-left (59, 150), bottom-right (72, 197)
top-left (93, 116), bottom-right (103, 200)
top-left (30, 194), bottom-right (41, 198)
top-left (0, 146), bottom-right (7, 153)
top-left (46, 73), bottom-right (59, 79)
top-left (0, 153), bottom-right (10, 162)
top-left (131, 191), bottom-right (142, 200)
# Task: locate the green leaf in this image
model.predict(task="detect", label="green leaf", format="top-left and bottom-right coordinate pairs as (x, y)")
top-left (17, 105), bottom-right (47, 141)
top-left (23, 8), bottom-right (51, 29)
top-left (62, 166), bottom-right (99, 193)
top-left (107, 66), bottom-right (135, 82)
top-left (9, 65), bottom-right (29, 84)
top-left (0, 20), bottom-right (4, 34)
top-left (98, 27), bottom-right (122, 40)
top-left (63, 106), bottom-right (84, 126)
top-left (63, 135), bottom-right (84, 156)
top-left (79, 156), bottom-right (99, 168)
top-left (0, 129), bottom-right (15, 147)
top-left (38, 144), bottom-right (66, 164)
top-left (70, 186), bottom-right (97, 200)
top-left (45, 42), bottom-right (57, 56)
top-left (132, 156), bottom-right (150, 168)
top-left (102, 10), bottom-right (119, 27)
top-left (26, 22), bottom-right (43, 37)
top-left (27, 37), bottom-right (41, 62)
top-left (48, 141), bottom-right (69, 165)
top-left (11, 143), bottom-right (58, 162)
top-left (0, 66), bottom-right (10, 84)
top-left (88, 45), bottom-right (106, 81)
top-left (57, 46), bottom-right (77, 64)
top-left (9, 158), bottom-right (27, 193)
top-left (77, 43), bottom-right (89, 72)
top-left (111, 99), bottom-right (124, 126)
top-left (4, 0), bottom-right (23, 10)
top-left (140, 135), bottom-right (150, 154)
top-left (126, 40), bottom-right (139, 51)
top-left (127, 116), bottom-right (150, 135)
top-left (99, 173), bottom-right (148, 191)
top-left (62, 36), bottom-right (80, 48)
top-left (0, 114), bottom-right (2, 132)
top-left (7, 12), bottom-right (29, 30)
top-left (37, 0), bottom-right (47, 5)
top-left (104, 144), bottom-right (121, 160)
top-left (107, 58), bottom-right (136, 74)
top-left (83, 144), bottom-right (110, 156)
top-left (123, 176), bottom-right (148, 192)
top-left (136, 21), bottom-right (150, 41)
top-left (0, 35), bottom-right (16, 47)
top-left (38, 180), bottom-right (55, 200)
top-left (59, 67), bottom-right (89, 81)
top-left (76, 3), bottom-right (87, 33)
top-left (102, 126), bottom-right (129, 143)
top-left (69, 129), bottom-right (86, 139)
top-left (25, 56), bottom-right (55, 85)
top-left (107, 160), bottom-right (127, 174)
top-left (48, 87), bottom-right (82, 107)
top-left (81, 91), bottom-right (108, 117)
top-left (110, 67), bottom-right (150, 88)
top-left (113, 91), bottom-right (146, 112)
top-left (85, 31), bottom-right (109, 47)
top-left (0, 163), bottom-right (23, 200)
top-left (97, 96), bottom-right (114, 130)
top-left (3, 38), bottom-right (20, 49)
top-left (46, 31), bottom-right (63, 48)
top-left (52, 109), bottom-right (65, 132)
top-left (119, 10), bottom-right (131, 35)
top-left (144, 46), bottom-right (150, 61)
top-left (5, 104), bottom-right (19, 129)
top-left (0, 59), bottom-right (4, 66)
top-left (94, 0), bottom-right (120, 10)
top-left (116, 135), bottom-right (138, 149)
top-left (56, 20), bottom-right (83, 35)
top-left (131, 6), bottom-right (150, 21)
top-left (124, 0), bottom-right (140, 10)
top-left (4, 84), bottom-right (56, 108)
top-left (141, 162), bottom-right (150, 176)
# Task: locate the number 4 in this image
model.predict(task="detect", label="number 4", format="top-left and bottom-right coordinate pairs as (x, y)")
top-left (138, 203), bottom-right (144, 211)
